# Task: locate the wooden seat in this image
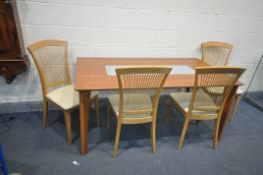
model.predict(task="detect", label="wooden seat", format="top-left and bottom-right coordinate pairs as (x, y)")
top-left (164, 67), bottom-right (245, 150)
top-left (28, 40), bottom-right (100, 144)
top-left (201, 41), bottom-right (242, 121)
top-left (106, 67), bottom-right (171, 158)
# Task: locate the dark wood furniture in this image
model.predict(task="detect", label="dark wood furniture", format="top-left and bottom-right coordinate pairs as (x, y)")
top-left (0, 0), bottom-right (28, 84)
top-left (75, 57), bottom-right (243, 155)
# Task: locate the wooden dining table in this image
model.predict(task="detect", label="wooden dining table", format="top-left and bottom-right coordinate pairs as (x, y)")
top-left (75, 57), bottom-right (242, 155)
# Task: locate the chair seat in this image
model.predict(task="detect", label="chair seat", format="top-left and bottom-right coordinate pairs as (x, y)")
top-left (107, 94), bottom-right (152, 119)
top-left (46, 85), bottom-right (99, 110)
top-left (170, 92), bottom-right (217, 118)
top-left (237, 88), bottom-right (243, 95)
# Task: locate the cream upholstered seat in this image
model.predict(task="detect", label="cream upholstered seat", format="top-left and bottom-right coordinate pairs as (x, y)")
top-left (46, 85), bottom-right (99, 111)
top-left (28, 40), bottom-right (100, 145)
top-left (106, 67), bottom-right (171, 158)
top-left (164, 67), bottom-right (245, 150)
top-left (201, 41), bottom-right (243, 122)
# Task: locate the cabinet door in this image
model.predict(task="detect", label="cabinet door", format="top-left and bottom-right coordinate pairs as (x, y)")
top-left (0, 0), bottom-right (21, 60)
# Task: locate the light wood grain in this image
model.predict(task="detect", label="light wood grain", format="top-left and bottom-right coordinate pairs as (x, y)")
top-left (75, 58), bottom-right (208, 90)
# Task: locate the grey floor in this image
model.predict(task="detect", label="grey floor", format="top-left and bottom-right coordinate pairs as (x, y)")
top-left (1, 98), bottom-right (263, 175)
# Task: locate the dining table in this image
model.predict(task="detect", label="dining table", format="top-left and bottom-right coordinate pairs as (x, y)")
top-left (74, 57), bottom-right (242, 155)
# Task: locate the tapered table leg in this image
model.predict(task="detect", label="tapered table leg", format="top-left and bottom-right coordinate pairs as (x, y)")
top-left (79, 91), bottom-right (91, 155)
top-left (217, 86), bottom-right (238, 143)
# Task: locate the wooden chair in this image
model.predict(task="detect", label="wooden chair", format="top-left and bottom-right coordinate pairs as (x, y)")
top-left (164, 67), bottom-right (245, 150)
top-left (201, 41), bottom-right (233, 66)
top-left (201, 41), bottom-right (242, 122)
top-left (106, 67), bottom-right (171, 158)
top-left (28, 40), bottom-right (100, 144)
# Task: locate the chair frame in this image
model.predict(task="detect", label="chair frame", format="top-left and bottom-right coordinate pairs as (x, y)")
top-left (201, 41), bottom-right (233, 66)
top-left (165, 67), bottom-right (245, 150)
top-left (202, 41), bottom-right (241, 122)
top-left (107, 67), bottom-right (171, 158)
top-left (28, 40), bottom-right (100, 144)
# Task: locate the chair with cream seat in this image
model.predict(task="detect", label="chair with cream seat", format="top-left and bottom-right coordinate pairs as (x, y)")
top-left (106, 67), bottom-right (171, 158)
top-left (183, 42), bottom-right (234, 92)
top-left (201, 41), bottom-right (243, 121)
top-left (201, 41), bottom-right (233, 66)
top-left (28, 40), bottom-right (100, 144)
top-left (164, 67), bottom-right (245, 150)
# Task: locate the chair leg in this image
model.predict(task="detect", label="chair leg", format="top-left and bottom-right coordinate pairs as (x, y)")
top-left (107, 101), bottom-right (111, 129)
top-left (42, 99), bottom-right (48, 128)
top-left (95, 95), bottom-right (100, 126)
top-left (151, 121), bottom-right (157, 153)
top-left (213, 119), bottom-right (220, 149)
top-left (113, 121), bottom-right (122, 159)
top-left (64, 111), bottom-right (72, 144)
top-left (230, 94), bottom-right (241, 122)
top-left (178, 118), bottom-right (190, 150)
top-left (164, 98), bottom-right (173, 125)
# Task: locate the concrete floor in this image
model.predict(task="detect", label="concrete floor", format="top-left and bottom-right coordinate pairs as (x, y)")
top-left (1, 99), bottom-right (263, 175)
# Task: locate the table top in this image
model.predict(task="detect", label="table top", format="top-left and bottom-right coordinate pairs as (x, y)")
top-left (74, 57), bottom-right (212, 91)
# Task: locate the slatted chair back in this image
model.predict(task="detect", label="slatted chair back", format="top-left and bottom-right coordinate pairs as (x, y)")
top-left (116, 67), bottom-right (171, 119)
top-left (189, 67), bottom-right (245, 116)
top-left (28, 40), bottom-right (71, 95)
top-left (202, 41), bottom-right (233, 66)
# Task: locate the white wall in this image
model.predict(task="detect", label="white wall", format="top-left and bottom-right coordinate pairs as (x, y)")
top-left (0, 0), bottom-right (263, 103)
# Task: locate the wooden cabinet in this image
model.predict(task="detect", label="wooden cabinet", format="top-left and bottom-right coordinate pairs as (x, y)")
top-left (0, 0), bottom-right (28, 84)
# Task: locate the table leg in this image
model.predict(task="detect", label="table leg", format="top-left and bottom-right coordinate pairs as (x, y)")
top-left (217, 86), bottom-right (238, 143)
top-left (80, 91), bottom-right (91, 155)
